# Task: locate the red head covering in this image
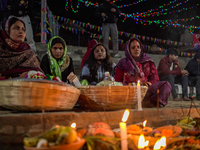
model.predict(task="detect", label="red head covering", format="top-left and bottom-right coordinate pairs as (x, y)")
top-left (0, 17), bottom-right (30, 52)
top-left (0, 17), bottom-right (42, 78)
top-left (81, 39), bottom-right (98, 70)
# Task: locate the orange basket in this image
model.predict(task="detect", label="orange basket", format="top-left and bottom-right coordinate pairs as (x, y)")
top-left (0, 79), bottom-right (80, 111)
top-left (78, 85), bottom-right (148, 111)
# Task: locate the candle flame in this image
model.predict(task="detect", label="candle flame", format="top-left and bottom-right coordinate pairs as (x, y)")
top-left (160, 136), bottom-right (166, 147)
top-left (138, 134), bottom-right (149, 148)
top-left (122, 109), bottom-right (130, 122)
top-left (145, 140), bottom-right (149, 147)
top-left (143, 120), bottom-right (147, 128)
top-left (71, 122), bottom-right (76, 129)
top-left (138, 134), bottom-right (145, 148)
top-left (153, 139), bottom-right (161, 150)
top-left (137, 80), bottom-right (140, 85)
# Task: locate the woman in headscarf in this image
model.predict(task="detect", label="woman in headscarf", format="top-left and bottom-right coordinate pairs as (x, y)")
top-left (40, 36), bottom-right (74, 82)
top-left (0, 17), bottom-right (42, 79)
top-left (115, 38), bottom-right (172, 107)
top-left (81, 39), bottom-right (98, 70)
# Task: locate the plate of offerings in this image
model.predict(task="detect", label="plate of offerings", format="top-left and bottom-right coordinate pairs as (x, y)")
top-left (153, 125), bottom-right (182, 137)
top-left (24, 138), bottom-right (86, 150)
top-left (127, 124), bottom-right (153, 136)
top-left (183, 129), bottom-right (200, 136)
top-left (129, 134), bottom-right (190, 148)
top-left (23, 125), bottom-right (86, 150)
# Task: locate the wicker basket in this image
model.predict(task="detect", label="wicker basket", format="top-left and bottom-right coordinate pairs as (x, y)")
top-left (0, 79), bottom-right (80, 111)
top-left (78, 85), bottom-right (148, 111)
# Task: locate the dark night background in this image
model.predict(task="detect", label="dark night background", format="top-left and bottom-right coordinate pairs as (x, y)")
top-left (2, 0), bottom-right (199, 49)
top-left (45, 0), bottom-right (200, 49)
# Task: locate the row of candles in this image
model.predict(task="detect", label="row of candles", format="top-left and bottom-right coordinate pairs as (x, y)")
top-left (120, 109), bottom-right (167, 150)
top-left (70, 81), bottom-right (160, 149)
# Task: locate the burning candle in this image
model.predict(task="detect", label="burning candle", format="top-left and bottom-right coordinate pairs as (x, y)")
top-left (71, 122), bottom-right (76, 130)
top-left (153, 136), bottom-right (166, 150)
top-left (143, 120), bottom-right (147, 128)
top-left (138, 134), bottom-right (149, 149)
top-left (142, 120), bottom-right (147, 131)
top-left (119, 109), bottom-right (130, 150)
top-left (137, 80), bottom-right (142, 111)
top-left (153, 139), bottom-right (161, 150)
top-left (160, 136), bottom-right (166, 148)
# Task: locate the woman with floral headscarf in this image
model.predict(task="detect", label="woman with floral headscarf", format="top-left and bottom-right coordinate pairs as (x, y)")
top-left (115, 38), bottom-right (172, 107)
top-left (0, 17), bottom-right (42, 79)
top-left (40, 36), bottom-right (74, 82)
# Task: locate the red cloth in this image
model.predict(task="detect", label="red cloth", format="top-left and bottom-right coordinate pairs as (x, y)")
top-left (157, 56), bottom-right (181, 78)
top-left (81, 39), bottom-right (98, 70)
top-left (115, 61), bottom-right (159, 85)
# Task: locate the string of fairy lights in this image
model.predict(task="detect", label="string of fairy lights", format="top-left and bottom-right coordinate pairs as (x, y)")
top-left (65, 0), bottom-right (194, 16)
top-left (64, 0), bottom-right (199, 32)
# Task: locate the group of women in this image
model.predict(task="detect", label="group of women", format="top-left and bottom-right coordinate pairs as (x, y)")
top-left (0, 17), bottom-right (172, 107)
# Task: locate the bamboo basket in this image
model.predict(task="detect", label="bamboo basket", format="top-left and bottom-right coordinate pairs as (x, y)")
top-left (78, 85), bottom-right (148, 111)
top-left (0, 79), bottom-right (80, 111)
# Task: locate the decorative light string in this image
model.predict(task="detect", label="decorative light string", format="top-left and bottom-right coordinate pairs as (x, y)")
top-left (121, 2), bottom-right (199, 18)
top-left (64, 0), bottom-right (199, 23)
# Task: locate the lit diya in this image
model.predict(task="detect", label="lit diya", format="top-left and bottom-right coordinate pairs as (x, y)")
top-left (127, 120), bottom-right (153, 136)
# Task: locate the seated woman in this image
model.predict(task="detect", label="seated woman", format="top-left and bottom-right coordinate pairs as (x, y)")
top-left (0, 17), bottom-right (42, 78)
top-left (40, 36), bottom-right (74, 82)
top-left (115, 38), bottom-right (172, 107)
top-left (81, 39), bottom-right (98, 70)
top-left (80, 43), bottom-right (115, 85)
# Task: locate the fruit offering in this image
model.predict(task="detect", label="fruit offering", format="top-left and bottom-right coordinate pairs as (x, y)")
top-left (176, 117), bottom-right (196, 131)
top-left (162, 129), bottom-right (174, 137)
top-left (23, 125), bottom-right (78, 148)
top-left (129, 124), bottom-right (142, 132)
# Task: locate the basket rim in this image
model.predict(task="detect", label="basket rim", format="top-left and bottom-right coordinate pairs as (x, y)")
top-left (1, 78), bottom-right (68, 85)
top-left (78, 85), bottom-right (148, 89)
top-left (0, 79), bottom-right (80, 92)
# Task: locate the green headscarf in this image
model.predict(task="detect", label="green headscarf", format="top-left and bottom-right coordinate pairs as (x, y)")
top-left (47, 36), bottom-right (67, 80)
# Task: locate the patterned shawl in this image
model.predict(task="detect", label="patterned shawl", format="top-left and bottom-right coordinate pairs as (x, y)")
top-left (47, 36), bottom-right (69, 80)
top-left (0, 18), bottom-right (42, 77)
top-left (116, 38), bottom-right (152, 76)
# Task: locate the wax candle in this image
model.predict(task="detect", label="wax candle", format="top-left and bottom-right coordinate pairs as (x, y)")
top-left (119, 109), bottom-right (129, 150)
top-left (137, 80), bottom-right (142, 111)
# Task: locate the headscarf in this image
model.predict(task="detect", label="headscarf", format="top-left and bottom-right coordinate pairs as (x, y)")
top-left (47, 36), bottom-right (69, 80)
top-left (0, 17), bottom-right (42, 77)
top-left (0, 17), bottom-right (30, 52)
top-left (116, 38), bottom-right (152, 76)
top-left (81, 39), bottom-right (98, 70)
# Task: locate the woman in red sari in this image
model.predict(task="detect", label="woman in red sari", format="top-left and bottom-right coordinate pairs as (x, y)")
top-left (115, 38), bottom-right (172, 107)
top-left (0, 17), bottom-right (42, 79)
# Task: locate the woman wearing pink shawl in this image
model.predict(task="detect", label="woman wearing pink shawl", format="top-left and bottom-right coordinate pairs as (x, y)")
top-left (115, 38), bottom-right (172, 107)
top-left (81, 39), bottom-right (98, 70)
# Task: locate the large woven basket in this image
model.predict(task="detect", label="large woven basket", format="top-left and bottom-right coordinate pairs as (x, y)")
top-left (78, 85), bottom-right (148, 111)
top-left (0, 79), bottom-right (80, 111)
